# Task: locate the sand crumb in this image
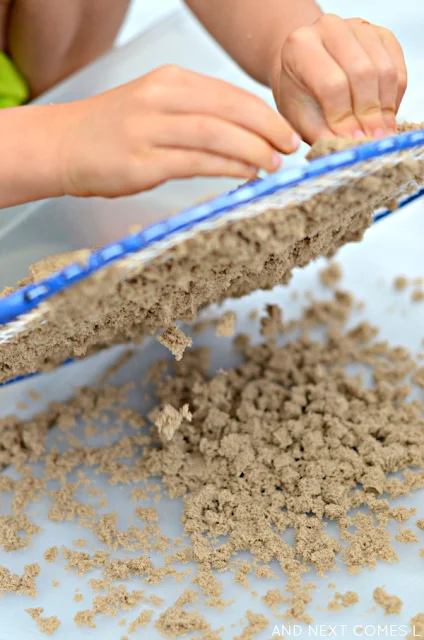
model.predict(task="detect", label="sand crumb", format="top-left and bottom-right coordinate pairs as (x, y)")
top-left (234, 561), bottom-right (252, 589)
top-left (135, 507), bottom-right (159, 523)
top-left (216, 311), bottom-right (236, 337)
top-left (0, 513), bottom-right (40, 551)
top-left (26, 608), bottom-right (61, 635)
top-left (260, 304), bottom-right (284, 336)
top-left (205, 597), bottom-right (235, 611)
top-left (234, 610), bottom-right (269, 640)
top-left (255, 566), bottom-right (276, 580)
top-left (157, 326), bottom-right (193, 361)
top-left (155, 606), bottom-right (209, 638)
top-left (328, 591), bottom-right (359, 611)
top-left (373, 587), bottom-right (403, 615)
top-left (262, 588), bottom-right (288, 610)
top-left (412, 290), bottom-right (424, 303)
top-left (73, 538), bottom-right (87, 548)
top-left (149, 403), bottom-right (192, 441)
top-left (74, 610), bottom-right (96, 628)
top-left (390, 506), bottom-right (416, 523)
top-left (393, 276), bottom-right (408, 291)
top-left (0, 563), bottom-right (39, 597)
top-left (175, 589), bottom-right (200, 607)
top-left (320, 262), bottom-right (342, 288)
top-left (396, 527), bottom-right (420, 544)
top-left (193, 569), bottom-right (222, 598)
top-left (409, 613), bottom-right (424, 639)
top-left (127, 609), bottom-right (154, 633)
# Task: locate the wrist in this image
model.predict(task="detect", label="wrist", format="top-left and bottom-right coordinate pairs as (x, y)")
top-left (0, 104), bottom-right (67, 208)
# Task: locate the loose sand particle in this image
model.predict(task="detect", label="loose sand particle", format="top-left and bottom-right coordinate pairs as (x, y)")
top-left (320, 262), bottom-right (342, 288)
top-left (260, 304), bottom-right (284, 336)
top-left (155, 606), bottom-right (209, 638)
top-left (73, 538), bottom-right (87, 548)
top-left (393, 276), bottom-right (408, 291)
top-left (233, 561), bottom-right (253, 589)
top-left (396, 527), bottom-right (420, 544)
top-left (135, 507), bottom-right (159, 523)
top-left (234, 610), bottom-right (269, 640)
top-left (127, 609), bottom-right (154, 633)
top-left (205, 597), bottom-right (235, 611)
top-left (390, 506), bottom-right (416, 523)
top-left (25, 608), bottom-right (61, 636)
top-left (149, 404), bottom-right (192, 441)
top-left (43, 547), bottom-right (58, 563)
top-left (417, 519), bottom-right (424, 530)
top-left (328, 590), bottom-right (359, 611)
top-left (157, 326), bottom-right (193, 361)
top-left (0, 563), bottom-right (39, 597)
top-left (255, 565), bottom-right (276, 580)
top-left (412, 290), bottom-right (424, 303)
top-left (373, 586), bottom-right (403, 615)
top-left (175, 589), bottom-right (200, 607)
top-left (262, 588), bottom-right (288, 610)
top-left (215, 311), bottom-right (236, 337)
top-left (74, 609), bottom-right (96, 628)
top-left (409, 613), bottom-right (424, 639)
top-left (413, 368), bottom-right (424, 389)
top-left (0, 513), bottom-right (40, 551)
top-left (193, 569), bottom-right (222, 598)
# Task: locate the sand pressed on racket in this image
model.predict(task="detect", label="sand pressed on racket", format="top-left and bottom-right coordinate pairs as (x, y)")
top-left (1, 124), bottom-right (424, 383)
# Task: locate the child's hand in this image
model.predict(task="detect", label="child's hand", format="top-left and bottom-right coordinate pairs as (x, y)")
top-left (58, 65), bottom-right (300, 198)
top-left (271, 14), bottom-right (407, 144)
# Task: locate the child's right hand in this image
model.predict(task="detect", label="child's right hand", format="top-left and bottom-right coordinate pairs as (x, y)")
top-left (58, 65), bottom-right (301, 198)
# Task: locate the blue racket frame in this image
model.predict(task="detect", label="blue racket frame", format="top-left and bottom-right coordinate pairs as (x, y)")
top-left (1, 129), bottom-right (424, 386)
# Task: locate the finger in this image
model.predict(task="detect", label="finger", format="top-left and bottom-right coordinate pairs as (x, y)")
top-left (150, 114), bottom-right (282, 174)
top-left (144, 69), bottom-right (301, 154)
top-left (347, 18), bottom-right (398, 132)
top-left (151, 148), bottom-right (258, 184)
top-left (282, 24), bottom-right (363, 138)
top-left (375, 26), bottom-right (408, 112)
top-left (275, 73), bottom-right (336, 145)
top-left (317, 14), bottom-right (385, 137)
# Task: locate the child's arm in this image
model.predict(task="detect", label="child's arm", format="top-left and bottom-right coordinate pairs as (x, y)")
top-left (0, 66), bottom-right (300, 208)
top-left (185, 0), bottom-right (407, 143)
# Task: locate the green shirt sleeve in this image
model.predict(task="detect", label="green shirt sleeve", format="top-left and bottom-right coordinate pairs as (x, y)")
top-left (0, 52), bottom-right (29, 108)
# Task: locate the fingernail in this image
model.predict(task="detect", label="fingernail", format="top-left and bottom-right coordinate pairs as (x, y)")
top-left (353, 130), bottom-right (366, 140)
top-left (373, 128), bottom-right (386, 139)
top-left (291, 133), bottom-right (302, 150)
top-left (272, 152), bottom-right (282, 169)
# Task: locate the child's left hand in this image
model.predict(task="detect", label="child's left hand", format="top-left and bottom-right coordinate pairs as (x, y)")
top-left (271, 14), bottom-right (407, 144)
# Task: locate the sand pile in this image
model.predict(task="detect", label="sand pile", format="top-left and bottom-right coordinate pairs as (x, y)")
top-left (1, 285), bottom-right (424, 633)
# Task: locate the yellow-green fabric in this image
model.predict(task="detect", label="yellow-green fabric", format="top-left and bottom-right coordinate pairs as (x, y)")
top-left (0, 52), bottom-right (29, 108)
